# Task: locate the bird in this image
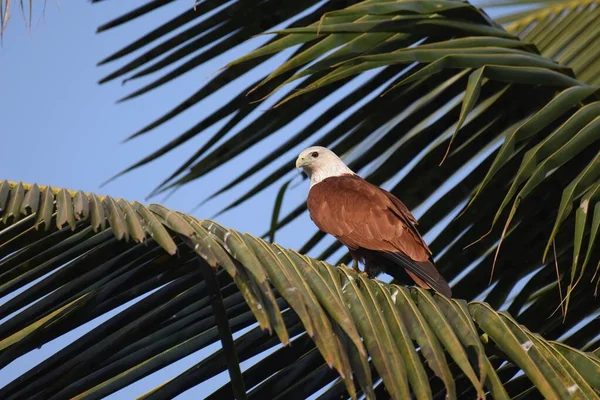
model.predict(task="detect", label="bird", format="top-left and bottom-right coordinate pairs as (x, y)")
top-left (296, 146), bottom-right (452, 297)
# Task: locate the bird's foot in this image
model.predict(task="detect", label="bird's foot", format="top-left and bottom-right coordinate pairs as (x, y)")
top-left (351, 260), bottom-right (361, 273)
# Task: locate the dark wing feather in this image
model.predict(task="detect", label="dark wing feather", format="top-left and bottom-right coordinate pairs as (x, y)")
top-left (382, 252), bottom-right (452, 297)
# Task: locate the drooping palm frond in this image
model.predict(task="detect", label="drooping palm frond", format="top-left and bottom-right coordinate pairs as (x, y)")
top-left (96, 0), bottom-right (364, 190)
top-left (0, 0), bottom-right (34, 37)
top-left (209, 0), bottom-right (600, 319)
top-left (486, 0), bottom-right (600, 85)
top-left (95, 0), bottom-right (599, 204)
top-left (1, 180), bottom-right (599, 399)
top-left (95, 1), bottom-right (600, 306)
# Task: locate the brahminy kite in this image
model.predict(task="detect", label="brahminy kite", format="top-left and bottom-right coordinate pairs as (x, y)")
top-left (296, 146), bottom-right (452, 297)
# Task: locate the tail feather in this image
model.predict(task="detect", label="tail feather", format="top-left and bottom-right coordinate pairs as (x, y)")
top-left (382, 252), bottom-right (452, 297)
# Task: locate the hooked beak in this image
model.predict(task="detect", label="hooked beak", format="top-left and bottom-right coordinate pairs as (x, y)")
top-left (295, 156), bottom-right (307, 169)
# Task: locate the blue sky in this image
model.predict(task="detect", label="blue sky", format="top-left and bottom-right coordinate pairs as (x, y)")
top-left (1, 0), bottom-right (296, 235)
top-left (0, 1), bottom-right (350, 398)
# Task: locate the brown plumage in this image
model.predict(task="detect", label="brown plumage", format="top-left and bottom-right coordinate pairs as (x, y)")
top-left (296, 146), bottom-right (451, 297)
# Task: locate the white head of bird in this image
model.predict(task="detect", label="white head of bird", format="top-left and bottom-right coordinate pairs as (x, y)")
top-left (295, 146), bottom-right (355, 187)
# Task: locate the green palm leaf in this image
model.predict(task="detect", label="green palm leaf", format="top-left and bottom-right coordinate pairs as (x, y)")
top-left (93, 2), bottom-right (600, 299)
top-left (190, 0), bottom-right (600, 320)
top-left (1, 180), bottom-right (599, 398)
top-left (494, 0), bottom-right (600, 85)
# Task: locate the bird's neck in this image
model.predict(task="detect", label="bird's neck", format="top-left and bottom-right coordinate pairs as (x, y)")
top-left (309, 164), bottom-right (355, 188)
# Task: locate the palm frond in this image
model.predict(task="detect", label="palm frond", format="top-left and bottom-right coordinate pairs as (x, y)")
top-left (0, 0), bottom-right (34, 37)
top-left (491, 0), bottom-right (600, 85)
top-left (201, 0), bottom-right (600, 320)
top-left (84, 3), bottom-right (600, 368)
top-left (97, 1), bottom-right (600, 286)
top-left (1, 180), bottom-right (599, 398)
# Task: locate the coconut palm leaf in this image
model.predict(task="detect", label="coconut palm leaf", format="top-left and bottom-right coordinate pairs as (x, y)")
top-left (1, 180), bottom-right (599, 398)
top-left (188, 0), bottom-right (600, 325)
top-left (96, 1), bottom-right (600, 294)
top-left (94, 0), bottom-right (598, 200)
top-left (486, 0), bottom-right (600, 85)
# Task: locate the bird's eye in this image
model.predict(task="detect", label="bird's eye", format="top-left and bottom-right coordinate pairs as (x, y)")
top-left (311, 151), bottom-right (319, 158)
